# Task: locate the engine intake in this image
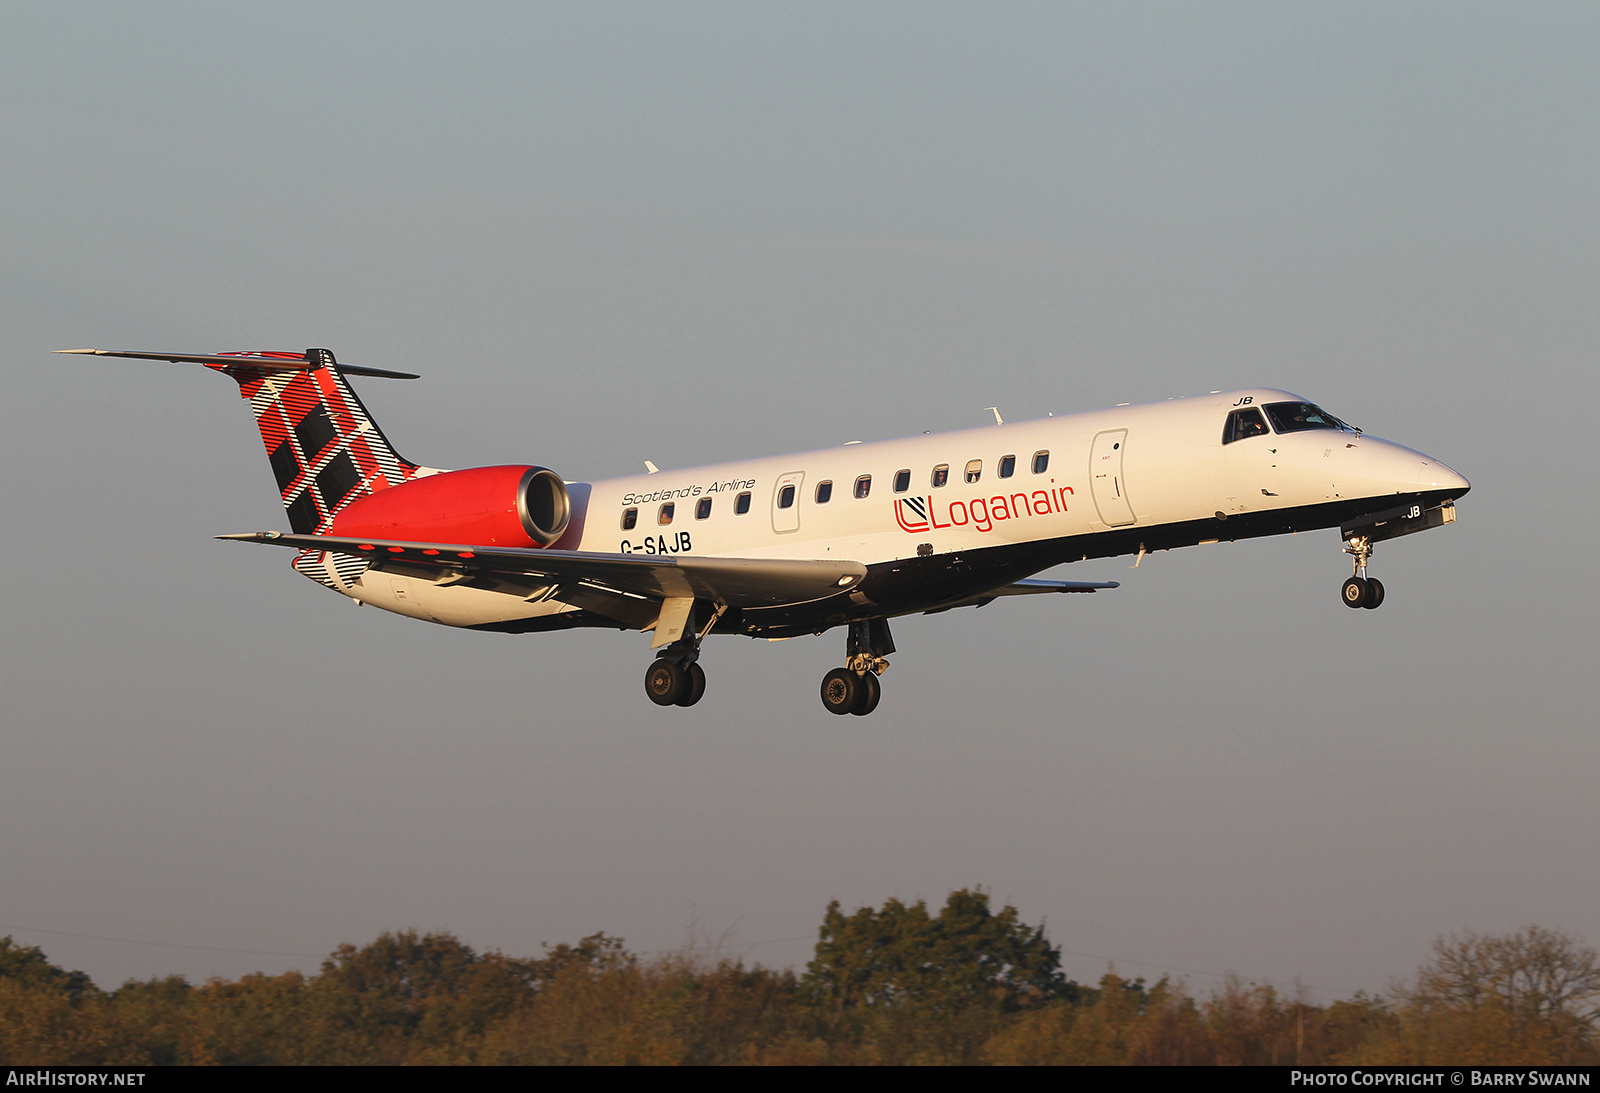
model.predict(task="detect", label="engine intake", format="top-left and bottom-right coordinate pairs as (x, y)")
top-left (329, 464), bottom-right (571, 548)
top-left (515, 467), bottom-right (570, 545)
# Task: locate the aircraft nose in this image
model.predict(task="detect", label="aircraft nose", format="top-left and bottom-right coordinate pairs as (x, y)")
top-left (1404, 449), bottom-right (1469, 495)
top-left (1430, 460), bottom-right (1470, 496)
top-left (1367, 440), bottom-right (1470, 497)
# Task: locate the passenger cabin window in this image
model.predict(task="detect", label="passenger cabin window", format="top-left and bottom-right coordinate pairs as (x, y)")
top-left (964, 459), bottom-right (982, 484)
top-left (735, 491), bottom-right (751, 515)
top-left (1223, 407), bottom-right (1270, 444)
top-left (695, 497), bottom-right (712, 519)
top-left (1262, 402), bottom-right (1355, 435)
top-left (621, 507), bottom-right (638, 530)
top-left (777, 484), bottom-right (796, 509)
top-left (931, 464), bottom-right (949, 488)
top-left (1032, 451), bottom-right (1050, 474)
top-left (658, 502), bottom-right (675, 525)
top-left (893, 469), bottom-right (911, 493)
top-left (815, 481), bottom-right (833, 504)
top-left (854, 475), bottom-right (872, 499)
top-left (999, 454), bottom-right (1016, 478)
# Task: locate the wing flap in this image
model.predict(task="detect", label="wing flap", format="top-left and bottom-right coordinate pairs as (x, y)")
top-left (925, 576), bottom-right (1120, 613)
top-left (219, 532), bottom-right (867, 610)
top-left (984, 577), bottom-right (1121, 596)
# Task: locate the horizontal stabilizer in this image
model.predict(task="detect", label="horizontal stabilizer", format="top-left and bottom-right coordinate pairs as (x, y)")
top-left (55, 348), bottom-right (419, 380)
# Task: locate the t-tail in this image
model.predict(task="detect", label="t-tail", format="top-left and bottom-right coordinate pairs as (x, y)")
top-left (56, 346), bottom-right (425, 587)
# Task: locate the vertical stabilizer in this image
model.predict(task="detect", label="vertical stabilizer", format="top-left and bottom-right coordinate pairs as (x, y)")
top-left (205, 349), bottom-right (422, 534)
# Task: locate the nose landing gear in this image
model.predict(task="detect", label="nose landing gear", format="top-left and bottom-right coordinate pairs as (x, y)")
top-left (821, 618), bottom-right (893, 716)
top-left (1335, 499), bottom-right (1463, 612)
top-left (1340, 534), bottom-right (1386, 609)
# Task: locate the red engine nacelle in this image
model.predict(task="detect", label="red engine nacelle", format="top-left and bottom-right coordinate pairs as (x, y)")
top-left (329, 465), bottom-right (570, 548)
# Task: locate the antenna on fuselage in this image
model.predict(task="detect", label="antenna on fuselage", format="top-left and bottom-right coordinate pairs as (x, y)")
top-left (985, 406), bottom-right (1004, 425)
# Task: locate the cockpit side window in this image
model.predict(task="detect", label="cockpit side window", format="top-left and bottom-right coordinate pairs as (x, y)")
top-left (1262, 402), bottom-right (1354, 434)
top-left (1223, 407), bottom-right (1270, 444)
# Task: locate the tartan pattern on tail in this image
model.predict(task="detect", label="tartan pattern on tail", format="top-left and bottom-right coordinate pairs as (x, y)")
top-left (208, 350), bottom-right (420, 587)
top-left (292, 546), bottom-right (374, 591)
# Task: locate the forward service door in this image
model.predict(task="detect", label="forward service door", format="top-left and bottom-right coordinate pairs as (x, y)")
top-left (1089, 429), bottom-right (1137, 527)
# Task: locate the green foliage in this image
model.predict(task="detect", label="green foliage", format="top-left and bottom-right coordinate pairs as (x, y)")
top-left (797, 888), bottom-right (1079, 1063)
top-left (106, 976), bottom-right (190, 1065)
top-left (0, 940), bottom-right (143, 1065)
top-left (0, 936), bottom-right (96, 1001)
top-left (182, 972), bottom-right (321, 1065)
top-left (804, 888), bottom-right (1073, 1013)
top-left (667, 960), bottom-right (804, 1065)
top-left (3, 908), bottom-right (1597, 1064)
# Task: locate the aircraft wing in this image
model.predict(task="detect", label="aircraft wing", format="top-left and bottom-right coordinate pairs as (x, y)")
top-left (218, 532), bottom-right (866, 610)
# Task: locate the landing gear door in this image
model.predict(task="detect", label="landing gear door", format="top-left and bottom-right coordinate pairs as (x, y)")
top-left (772, 471), bottom-right (804, 534)
top-left (1090, 429), bottom-right (1136, 527)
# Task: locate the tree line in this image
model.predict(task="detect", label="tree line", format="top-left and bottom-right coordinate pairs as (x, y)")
top-left (2, 889), bottom-right (1596, 1065)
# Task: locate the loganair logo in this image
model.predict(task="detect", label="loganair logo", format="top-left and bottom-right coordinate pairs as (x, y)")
top-left (894, 483), bottom-right (1075, 534)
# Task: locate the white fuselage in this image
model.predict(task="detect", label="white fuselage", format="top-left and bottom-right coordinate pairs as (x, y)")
top-left (346, 388), bottom-right (1469, 632)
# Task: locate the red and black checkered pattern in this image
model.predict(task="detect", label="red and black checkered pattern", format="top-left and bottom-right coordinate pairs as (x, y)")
top-left (208, 350), bottom-right (422, 588)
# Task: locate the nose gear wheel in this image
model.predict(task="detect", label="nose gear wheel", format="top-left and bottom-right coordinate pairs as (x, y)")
top-left (1339, 535), bottom-right (1388, 610)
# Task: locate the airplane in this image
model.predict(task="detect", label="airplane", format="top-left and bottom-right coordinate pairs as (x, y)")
top-left (58, 347), bottom-right (1470, 715)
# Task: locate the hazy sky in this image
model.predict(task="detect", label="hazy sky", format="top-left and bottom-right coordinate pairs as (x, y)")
top-left (3, 2), bottom-right (1596, 1001)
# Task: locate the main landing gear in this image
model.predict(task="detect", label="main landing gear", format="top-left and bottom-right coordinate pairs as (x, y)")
top-left (821, 618), bottom-right (894, 716)
top-left (1340, 534), bottom-right (1386, 610)
top-left (641, 610), bottom-right (897, 715)
top-left (645, 658), bottom-right (706, 707)
top-left (644, 604), bottom-right (724, 708)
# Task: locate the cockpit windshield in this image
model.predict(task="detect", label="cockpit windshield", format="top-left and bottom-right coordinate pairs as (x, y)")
top-left (1262, 402), bottom-right (1357, 435)
top-left (1223, 407), bottom-right (1269, 444)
